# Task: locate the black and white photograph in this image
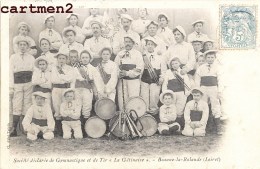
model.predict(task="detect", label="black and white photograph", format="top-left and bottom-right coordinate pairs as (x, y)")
top-left (1, 1), bottom-right (260, 169)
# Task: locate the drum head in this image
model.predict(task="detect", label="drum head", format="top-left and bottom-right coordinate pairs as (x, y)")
top-left (109, 114), bottom-right (130, 138)
top-left (85, 116), bottom-right (106, 138)
top-left (125, 97), bottom-right (147, 117)
top-left (136, 114), bottom-right (158, 137)
top-left (95, 98), bottom-right (116, 120)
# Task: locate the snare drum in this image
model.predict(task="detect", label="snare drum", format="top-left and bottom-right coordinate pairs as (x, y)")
top-left (136, 114), bottom-right (158, 137)
top-left (85, 116), bottom-right (106, 138)
top-left (125, 96), bottom-right (147, 117)
top-left (95, 98), bottom-right (116, 120)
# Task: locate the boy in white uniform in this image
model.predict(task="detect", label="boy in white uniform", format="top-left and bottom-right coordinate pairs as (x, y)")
top-left (162, 57), bottom-right (191, 128)
top-left (10, 36), bottom-right (35, 137)
top-left (39, 14), bottom-right (63, 53)
top-left (59, 28), bottom-right (84, 56)
top-left (39, 38), bottom-right (57, 69)
top-left (60, 89), bottom-right (83, 139)
top-left (158, 90), bottom-right (181, 135)
top-left (32, 56), bottom-right (52, 105)
top-left (182, 87), bottom-right (209, 136)
top-left (187, 20), bottom-right (209, 43)
top-left (195, 50), bottom-right (223, 135)
top-left (22, 92), bottom-right (55, 141)
top-left (74, 50), bottom-right (104, 121)
top-left (141, 37), bottom-right (167, 115)
top-left (97, 47), bottom-right (118, 101)
top-left (51, 53), bottom-right (75, 136)
top-left (13, 22), bottom-right (37, 57)
top-left (115, 36), bottom-right (144, 110)
top-left (157, 13), bottom-right (175, 47)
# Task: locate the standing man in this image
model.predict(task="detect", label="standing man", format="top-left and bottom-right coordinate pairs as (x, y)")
top-left (112, 14), bottom-right (141, 55)
top-left (84, 21), bottom-right (111, 67)
top-left (114, 36), bottom-right (144, 110)
top-left (39, 14), bottom-right (63, 53)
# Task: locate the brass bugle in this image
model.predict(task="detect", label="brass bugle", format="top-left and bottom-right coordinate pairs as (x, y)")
top-left (126, 112), bottom-right (143, 138)
top-left (125, 113), bottom-right (138, 138)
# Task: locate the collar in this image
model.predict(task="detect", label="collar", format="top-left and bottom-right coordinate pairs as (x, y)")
top-left (195, 31), bottom-right (202, 35)
top-left (164, 104), bottom-right (173, 108)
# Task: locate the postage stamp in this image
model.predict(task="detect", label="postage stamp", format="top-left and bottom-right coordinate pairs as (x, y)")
top-left (220, 5), bottom-right (257, 49)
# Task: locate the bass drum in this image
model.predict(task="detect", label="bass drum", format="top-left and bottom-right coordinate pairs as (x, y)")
top-left (95, 98), bottom-right (116, 120)
top-left (136, 114), bottom-right (158, 137)
top-left (85, 116), bottom-right (106, 138)
top-left (125, 96), bottom-right (147, 117)
top-left (109, 113), bottom-right (130, 138)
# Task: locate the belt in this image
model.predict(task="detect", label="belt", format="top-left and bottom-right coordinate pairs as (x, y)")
top-left (201, 76), bottom-right (218, 86)
top-left (141, 68), bottom-right (161, 84)
top-left (32, 118), bottom-right (48, 127)
top-left (190, 110), bottom-right (203, 121)
top-left (62, 117), bottom-right (79, 121)
top-left (14, 71), bottom-right (32, 84)
top-left (52, 83), bottom-right (70, 88)
top-left (120, 64), bottom-right (140, 80)
top-left (167, 79), bottom-right (184, 92)
top-left (33, 85), bottom-right (51, 93)
top-left (75, 80), bottom-right (92, 89)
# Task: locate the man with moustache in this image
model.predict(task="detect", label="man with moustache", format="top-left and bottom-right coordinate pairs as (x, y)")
top-left (112, 14), bottom-right (141, 55)
top-left (84, 20), bottom-right (111, 67)
top-left (164, 25), bottom-right (196, 75)
top-left (114, 36), bottom-right (144, 110)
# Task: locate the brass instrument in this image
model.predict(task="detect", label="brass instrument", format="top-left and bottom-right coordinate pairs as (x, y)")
top-left (143, 54), bottom-right (160, 85)
top-left (172, 69), bottom-right (191, 91)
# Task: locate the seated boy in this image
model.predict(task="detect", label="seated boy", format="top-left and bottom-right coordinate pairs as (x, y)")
top-left (22, 92), bottom-right (55, 141)
top-left (158, 90), bottom-right (181, 135)
top-left (60, 88), bottom-right (83, 139)
top-left (182, 87), bottom-right (209, 137)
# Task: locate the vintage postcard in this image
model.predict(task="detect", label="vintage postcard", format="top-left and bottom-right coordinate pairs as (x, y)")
top-left (1, 0), bottom-right (260, 169)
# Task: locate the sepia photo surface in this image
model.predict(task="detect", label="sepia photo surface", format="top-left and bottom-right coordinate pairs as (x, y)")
top-left (1, 1), bottom-right (260, 169)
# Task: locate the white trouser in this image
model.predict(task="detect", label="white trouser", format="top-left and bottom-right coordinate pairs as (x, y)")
top-left (12, 82), bottom-right (33, 116)
top-left (52, 88), bottom-right (67, 120)
top-left (62, 120), bottom-right (83, 139)
top-left (201, 86), bottom-right (221, 118)
top-left (27, 123), bottom-right (54, 141)
top-left (158, 122), bottom-right (180, 134)
top-left (182, 122), bottom-right (206, 137)
top-left (75, 88), bottom-right (93, 118)
top-left (174, 91), bottom-right (187, 117)
top-left (140, 82), bottom-right (161, 114)
top-left (117, 79), bottom-right (140, 110)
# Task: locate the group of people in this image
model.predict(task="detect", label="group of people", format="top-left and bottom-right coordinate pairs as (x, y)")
top-left (9, 8), bottom-right (225, 141)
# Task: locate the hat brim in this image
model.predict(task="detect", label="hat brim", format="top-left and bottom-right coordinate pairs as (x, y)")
top-left (34, 58), bottom-right (49, 68)
top-left (63, 89), bottom-right (75, 97)
top-left (33, 92), bottom-right (48, 99)
top-left (160, 90), bottom-right (175, 103)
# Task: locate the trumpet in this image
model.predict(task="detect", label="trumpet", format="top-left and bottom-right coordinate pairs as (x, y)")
top-left (126, 111), bottom-right (143, 138)
top-left (172, 69), bottom-right (191, 91)
top-left (143, 54), bottom-right (160, 85)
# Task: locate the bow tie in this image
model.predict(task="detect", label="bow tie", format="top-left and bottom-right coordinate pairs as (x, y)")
top-left (161, 27), bottom-right (165, 32)
top-left (123, 51), bottom-right (130, 58)
top-left (194, 102), bottom-right (198, 110)
top-left (49, 29), bottom-right (53, 36)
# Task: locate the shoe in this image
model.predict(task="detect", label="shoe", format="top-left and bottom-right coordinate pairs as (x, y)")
top-left (161, 130), bottom-right (170, 135)
top-left (169, 125), bottom-right (180, 133)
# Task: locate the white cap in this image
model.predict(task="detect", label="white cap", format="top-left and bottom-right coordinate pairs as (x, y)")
top-left (158, 13), bottom-right (169, 20)
top-left (18, 22), bottom-right (31, 32)
top-left (192, 20), bottom-right (205, 26)
top-left (160, 90), bottom-right (175, 103)
top-left (63, 88), bottom-right (75, 97)
top-left (66, 13), bottom-right (79, 19)
top-left (173, 25), bottom-right (186, 37)
top-left (44, 14), bottom-right (55, 24)
top-left (35, 56), bottom-right (49, 68)
top-left (14, 36), bottom-right (31, 47)
top-left (120, 14), bottom-right (133, 21)
top-left (33, 91), bottom-right (48, 99)
top-left (203, 49), bottom-right (218, 57)
top-left (144, 36), bottom-right (158, 46)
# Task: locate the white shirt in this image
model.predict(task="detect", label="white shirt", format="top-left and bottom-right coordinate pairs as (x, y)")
top-left (84, 36), bottom-right (111, 58)
top-left (157, 26), bottom-right (176, 47)
top-left (51, 64), bottom-right (75, 84)
top-left (97, 60), bottom-right (118, 93)
top-left (114, 49), bottom-right (144, 78)
top-left (9, 52), bottom-right (35, 87)
top-left (22, 104), bottom-right (55, 131)
top-left (141, 35), bottom-right (167, 55)
top-left (39, 28), bottom-right (63, 50)
top-left (60, 100), bottom-right (81, 120)
top-left (159, 104), bottom-right (178, 123)
top-left (59, 41), bottom-right (84, 56)
top-left (187, 31), bottom-right (209, 43)
top-left (184, 100), bottom-right (209, 125)
top-left (164, 41), bottom-right (196, 72)
top-left (13, 35), bottom-right (36, 54)
top-left (40, 51), bottom-right (57, 69)
top-left (32, 69), bottom-right (52, 89)
top-left (132, 18), bottom-right (151, 35)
